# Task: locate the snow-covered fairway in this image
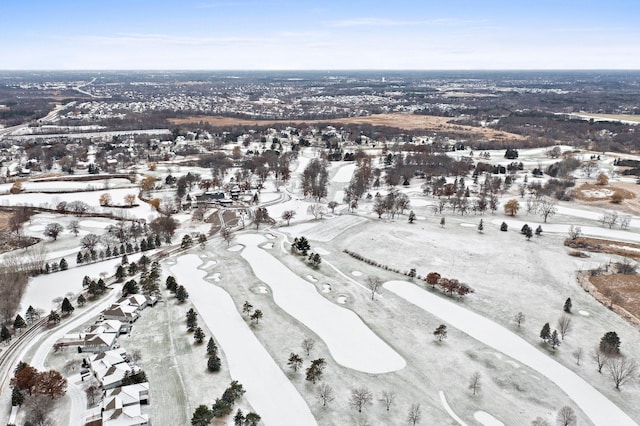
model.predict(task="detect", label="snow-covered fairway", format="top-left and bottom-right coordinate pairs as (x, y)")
top-left (237, 234), bottom-right (406, 374)
top-left (171, 254), bottom-right (316, 426)
top-left (385, 280), bottom-right (636, 426)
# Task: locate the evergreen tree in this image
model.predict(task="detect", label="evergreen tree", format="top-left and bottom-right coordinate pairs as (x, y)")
top-left (206, 337), bottom-right (218, 356)
top-left (549, 330), bottom-right (561, 350)
top-left (440, 217), bottom-right (445, 227)
top-left (113, 245), bottom-right (120, 256)
top-left (186, 308), bottom-right (198, 332)
top-left (77, 294), bottom-right (86, 307)
top-left (76, 252), bottom-right (83, 265)
top-left (478, 218), bottom-right (484, 233)
top-left (244, 412), bottom-right (261, 426)
top-left (535, 225), bottom-right (543, 236)
top-left (540, 322), bottom-right (551, 342)
top-left (128, 262), bottom-right (138, 276)
top-left (191, 405), bottom-right (213, 426)
top-left (564, 297), bottom-right (572, 313)
top-left (181, 234), bottom-right (193, 249)
top-left (0, 324), bottom-right (11, 342)
top-left (83, 252), bottom-right (91, 263)
top-left (287, 353), bottom-right (303, 372)
top-left (121, 254), bottom-right (128, 264)
top-left (165, 276), bottom-right (178, 292)
top-left (305, 358), bottom-right (326, 384)
top-left (434, 324), bottom-right (447, 341)
top-left (61, 298), bottom-right (74, 315)
top-left (207, 355), bottom-right (221, 372)
top-left (48, 310), bottom-right (61, 324)
top-left (176, 285), bottom-right (189, 303)
top-left (600, 331), bottom-right (621, 355)
top-left (122, 280), bottom-right (139, 296)
top-left (106, 246), bottom-right (112, 257)
top-left (13, 314), bottom-right (26, 331)
top-left (194, 327), bottom-right (205, 344)
top-left (11, 387), bottom-right (24, 406)
top-left (25, 305), bottom-right (38, 323)
top-left (115, 265), bottom-right (126, 282)
top-left (234, 409), bottom-right (245, 426)
top-left (59, 258), bottom-right (68, 271)
top-left (250, 309), bottom-right (263, 324)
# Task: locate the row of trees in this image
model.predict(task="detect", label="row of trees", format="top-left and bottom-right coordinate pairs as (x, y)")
top-left (191, 381), bottom-right (260, 425)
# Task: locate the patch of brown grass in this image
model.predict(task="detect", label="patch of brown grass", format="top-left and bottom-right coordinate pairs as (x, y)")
top-left (0, 211), bottom-right (12, 232)
top-left (168, 113), bottom-right (524, 141)
top-left (589, 273), bottom-right (640, 320)
top-left (565, 237), bottom-right (640, 260)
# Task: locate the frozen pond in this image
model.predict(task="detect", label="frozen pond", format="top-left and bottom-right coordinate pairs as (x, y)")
top-left (171, 255), bottom-right (316, 426)
top-left (385, 280), bottom-right (636, 426)
top-left (237, 234), bottom-right (406, 373)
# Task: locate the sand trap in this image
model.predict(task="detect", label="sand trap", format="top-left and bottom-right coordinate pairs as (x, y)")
top-left (201, 260), bottom-right (217, 269)
top-left (228, 244), bottom-right (244, 252)
top-left (322, 283), bottom-right (332, 293)
top-left (351, 271), bottom-right (362, 277)
top-left (474, 411), bottom-right (505, 426)
top-left (313, 247), bottom-right (330, 255)
top-left (211, 273), bottom-right (221, 282)
top-left (256, 285), bottom-right (268, 294)
top-left (261, 242), bottom-right (274, 249)
top-left (460, 223), bottom-right (476, 228)
top-left (409, 199), bottom-right (430, 207)
top-left (336, 295), bottom-right (348, 304)
top-left (265, 233), bottom-right (275, 239)
top-left (579, 310), bottom-right (590, 316)
top-left (306, 275), bottom-right (318, 282)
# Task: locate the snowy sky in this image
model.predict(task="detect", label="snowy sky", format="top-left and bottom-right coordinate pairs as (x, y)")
top-left (1, 0), bottom-right (639, 70)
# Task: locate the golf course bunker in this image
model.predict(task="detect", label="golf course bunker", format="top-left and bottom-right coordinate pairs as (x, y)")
top-left (336, 295), bottom-right (348, 304)
top-left (228, 244), bottom-right (244, 252)
top-left (261, 242), bottom-right (274, 249)
top-left (237, 234), bottom-right (406, 374)
top-left (171, 255), bottom-right (316, 426)
top-left (322, 283), bottom-right (332, 293)
top-left (385, 280), bottom-right (637, 426)
top-left (351, 270), bottom-right (362, 277)
top-left (474, 411), bottom-right (504, 426)
top-left (579, 310), bottom-right (590, 316)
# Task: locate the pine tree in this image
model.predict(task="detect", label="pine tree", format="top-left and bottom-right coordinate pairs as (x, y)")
top-left (186, 308), bottom-right (198, 332)
top-left (305, 358), bottom-right (326, 384)
top-left (207, 337), bottom-right (218, 356)
top-left (59, 258), bottom-right (68, 271)
top-left (564, 297), bottom-right (572, 313)
top-left (600, 331), bottom-right (621, 355)
top-left (440, 217), bottom-right (445, 227)
top-left (207, 355), bottom-right (221, 372)
top-left (434, 324), bottom-right (447, 341)
top-left (549, 330), bottom-right (561, 350)
top-left (13, 314), bottom-right (26, 331)
top-left (11, 387), bottom-right (24, 406)
top-left (115, 265), bottom-right (126, 282)
top-left (540, 322), bottom-right (551, 342)
top-left (287, 353), bottom-right (303, 372)
top-left (176, 285), bottom-right (189, 303)
top-left (61, 298), bottom-right (74, 315)
top-left (408, 210), bottom-right (416, 224)
top-left (25, 305), bottom-right (38, 323)
top-left (0, 324), bottom-right (11, 342)
top-left (234, 409), bottom-right (245, 426)
top-left (77, 294), bottom-right (86, 307)
top-left (76, 252), bottom-right (83, 265)
top-left (193, 327), bottom-right (205, 344)
top-left (48, 310), bottom-right (61, 324)
top-left (165, 276), bottom-right (178, 292)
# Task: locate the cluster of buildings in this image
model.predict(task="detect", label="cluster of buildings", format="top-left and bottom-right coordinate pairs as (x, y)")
top-left (55, 294), bottom-right (157, 426)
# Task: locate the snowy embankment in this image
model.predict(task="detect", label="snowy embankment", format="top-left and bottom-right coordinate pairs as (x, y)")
top-left (331, 163), bottom-right (357, 183)
top-left (491, 218), bottom-right (640, 243)
top-left (237, 234), bottom-right (405, 374)
top-left (171, 254), bottom-right (316, 426)
top-left (384, 281), bottom-right (637, 426)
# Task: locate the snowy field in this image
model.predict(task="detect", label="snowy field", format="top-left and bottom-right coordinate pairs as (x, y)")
top-left (237, 234), bottom-right (405, 374)
top-left (0, 178), bottom-right (135, 194)
top-left (170, 254), bottom-right (317, 426)
top-left (385, 280), bottom-right (637, 426)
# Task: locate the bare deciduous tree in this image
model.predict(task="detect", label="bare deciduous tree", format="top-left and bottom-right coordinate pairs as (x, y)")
top-left (318, 383), bottom-right (335, 407)
top-left (468, 372), bottom-right (481, 395)
top-left (379, 390), bottom-right (395, 412)
top-left (220, 227), bottom-right (234, 246)
top-left (537, 197), bottom-right (557, 223)
top-left (531, 416), bottom-right (550, 426)
top-left (572, 348), bottom-right (583, 365)
top-left (365, 276), bottom-right (382, 301)
top-left (556, 406), bottom-right (577, 426)
top-left (514, 311), bottom-right (526, 328)
top-left (557, 316), bottom-right (572, 340)
top-left (349, 387), bottom-right (373, 413)
top-left (407, 403), bottom-right (422, 426)
top-left (606, 357), bottom-right (637, 390)
top-left (592, 347), bottom-right (608, 373)
top-left (307, 203), bottom-right (326, 220)
top-left (301, 338), bottom-right (315, 356)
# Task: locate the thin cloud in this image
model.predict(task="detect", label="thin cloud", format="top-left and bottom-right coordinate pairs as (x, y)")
top-left (327, 17), bottom-right (487, 28)
top-left (62, 33), bottom-right (266, 46)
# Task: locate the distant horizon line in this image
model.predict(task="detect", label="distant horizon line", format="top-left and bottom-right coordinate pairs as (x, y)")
top-left (2, 69), bottom-right (640, 73)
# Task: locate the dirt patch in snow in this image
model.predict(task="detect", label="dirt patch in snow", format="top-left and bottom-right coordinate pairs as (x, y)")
top-left (575, 183), bottom-right (635, 202)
